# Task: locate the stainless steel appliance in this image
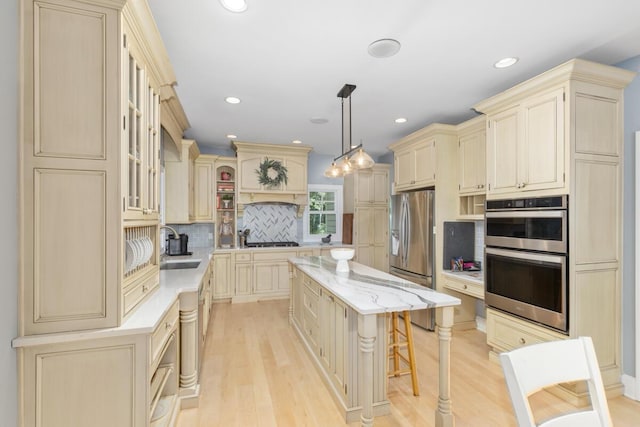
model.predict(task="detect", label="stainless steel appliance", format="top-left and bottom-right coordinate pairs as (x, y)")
top-left (390, 189), bottom-right (435, 330)
top-left (166, 233), bottom-right (192, 256)
top-left (485, 195), bottom-right (569, 333)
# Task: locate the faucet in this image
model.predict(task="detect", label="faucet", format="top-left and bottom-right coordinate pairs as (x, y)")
top-left (160, 225), bottom-right (180, 239)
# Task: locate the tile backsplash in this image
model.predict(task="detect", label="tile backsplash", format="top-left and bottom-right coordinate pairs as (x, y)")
top-left (241, 203), bottom-right (298, 242)
top-left (164, 223), bottom-right (214, 249)
top-left (474, 221), bottom-right (485, 263)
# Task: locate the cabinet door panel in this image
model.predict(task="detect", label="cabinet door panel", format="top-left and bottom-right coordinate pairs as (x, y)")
top-left (459, 129), bottom-right (486, 194)
top-left (487, 107), bottom-right (519, 194)
top-left (414, 140), bottom-right (435, 186)
top-left (394, 150), bottom-right (414, 189)
top-left (522, 88), bottom-right (564, 191)
top-left (372, 169), bottom-right (389, 203)
top-left (213, 255), bottom-right (232, 298)
top-left (236, 263), bottom-right (253, 295)
top-left (194, 161), bottom-right (213, 220)
top-left (284, 157), bottom-right (306, 192)
top-left (372, 207), bottom-right (389, 246)
top-left (239, 156), bottom-right (262, 191)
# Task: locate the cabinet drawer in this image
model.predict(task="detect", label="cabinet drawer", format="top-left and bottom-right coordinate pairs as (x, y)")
top-left (303, 276), bottom-right (321, 297)
top-left (302, 311), bottom-right (319, 351)
top-left (487, 308), bottom-right (565, 353)
top-left (123, 273), bottom-right (158, 317)
top-left (303, 287), bottom-right (320, 321)
top-left (235, 252), bottom-right (252, 262)
top-left (297, 249), bottom-right (314, 257)
top-left (151, 300), bottom-right (179, 366)
top-left (442, 275), bottom-right (484, 299)
top-left (253, 250), bottom-right (296, 262)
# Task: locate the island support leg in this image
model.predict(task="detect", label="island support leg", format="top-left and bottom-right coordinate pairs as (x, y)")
top-left (358, 313), bottom-right (377, 427)
top-left (435, 306), bottom-right (455, 427)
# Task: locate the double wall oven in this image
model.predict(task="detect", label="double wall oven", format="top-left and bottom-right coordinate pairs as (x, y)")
top-left (484, 195), bottom-right (569, 333)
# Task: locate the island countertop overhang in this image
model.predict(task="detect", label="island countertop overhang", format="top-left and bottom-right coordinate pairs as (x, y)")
top-left (289, 256), bottom-right (461, 315)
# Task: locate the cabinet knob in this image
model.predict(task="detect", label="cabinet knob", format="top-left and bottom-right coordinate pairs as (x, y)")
top-left (463, 284), bottom-right (468, 289)
top-left (519, 337), bottom-right (526, 345)
top-left (165, 321), bottom-right (172, 330)
top-left (142, 285), bottom-right (149, 292)
top-left (411, 180), bottom-right (416, 184)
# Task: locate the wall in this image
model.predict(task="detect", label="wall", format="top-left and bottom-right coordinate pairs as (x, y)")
top-left (2, 2), bottom-right (18, 425)
top-left (618, 55), bottom-right (640, 379)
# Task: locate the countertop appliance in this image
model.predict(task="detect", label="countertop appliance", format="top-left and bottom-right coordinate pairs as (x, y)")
top-left (390, 189), bottom-right (435, 330)
top-left (166, 233), bottom-right (192, 256)
top-left (485, 195), bottom-right (568, 332)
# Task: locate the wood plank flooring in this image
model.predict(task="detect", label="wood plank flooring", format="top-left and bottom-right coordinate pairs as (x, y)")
top-left (177, 299), bottom-right (640, 426)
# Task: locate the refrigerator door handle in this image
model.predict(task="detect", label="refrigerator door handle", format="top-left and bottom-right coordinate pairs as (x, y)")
top-left (405, 194), bottom-right (411, 266)
top-left (401, 194), bottom-right (409, 267)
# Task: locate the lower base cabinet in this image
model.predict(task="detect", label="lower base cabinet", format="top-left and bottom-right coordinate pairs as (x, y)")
top-left (18, 300), bottom-right (180, 427)
top-left (290, 267), bottom-right (388, 422)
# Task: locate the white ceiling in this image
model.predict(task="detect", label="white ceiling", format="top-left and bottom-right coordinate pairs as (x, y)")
top-left (148, 0), bottom-right (640, 158)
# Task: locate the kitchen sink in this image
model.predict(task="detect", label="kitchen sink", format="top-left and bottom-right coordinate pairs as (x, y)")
top-left (160, 260), bottom-right (201, 270)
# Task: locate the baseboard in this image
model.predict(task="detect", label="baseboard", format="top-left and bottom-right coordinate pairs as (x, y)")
top-left (475, 315), bottom-right (486, 333)
top-left (621, 374), bottom-right (639, 400)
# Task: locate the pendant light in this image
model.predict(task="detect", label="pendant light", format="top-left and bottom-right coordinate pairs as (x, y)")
top-left (324, 84), bottom-right (375, 178)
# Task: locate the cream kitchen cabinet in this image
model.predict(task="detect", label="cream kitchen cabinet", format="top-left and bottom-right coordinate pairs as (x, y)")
top-left (193, 154), bottom-right (217, 222)
top-left (289, 263), bottom-right (388, 422)
top-left (17, 299), bottom-right (180, 427)
top-left (213, 253), bottom-right (233, 299)
top-left (19, 0), bottom-right (188, 335)
top-left (475, 58), bottom-right (635, 399)
top-left (390, 138), bottom-right (436, 192)
top-left (353, 206), bottom-right (389, 272)
top-left (233, 141), bottom-right (312, 216)
top-left (457, 116), bottom-right (487, 218)
top-left (165, 139), bottom-right (200, 224)
top-left (344, 164), bottom-right (390, 206)
top-left (483, 87), bottom-right (565, 197)
top-left (343, 165), bottom-right (391, 272)
top-left (233, 250), bottom-right (296, 302)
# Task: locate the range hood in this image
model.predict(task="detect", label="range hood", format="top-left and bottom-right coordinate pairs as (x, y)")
top-left (233, 141), bottom-right (312, 218)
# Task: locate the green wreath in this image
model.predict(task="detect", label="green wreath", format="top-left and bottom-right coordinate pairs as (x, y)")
top-left (256, 158), bottom-right (288, 188)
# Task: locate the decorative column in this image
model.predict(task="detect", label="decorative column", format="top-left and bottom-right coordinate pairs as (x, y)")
top-left (180, 307), bottom-right (198, 389)
top-left (435, 306), bottom-right (455, 427)
top-left (358, 313), bottom-right (377, 427)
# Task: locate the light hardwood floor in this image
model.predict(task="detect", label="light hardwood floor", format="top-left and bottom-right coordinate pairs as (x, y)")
top-left (178, 299), bottom-right (640, 426)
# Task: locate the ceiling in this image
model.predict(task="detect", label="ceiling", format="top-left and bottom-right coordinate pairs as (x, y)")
top-left (149, 0), bottom-right (640, 159)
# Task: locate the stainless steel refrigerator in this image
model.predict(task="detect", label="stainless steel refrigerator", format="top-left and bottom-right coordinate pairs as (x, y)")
top-left (389, 189), bottom-right (435, 330)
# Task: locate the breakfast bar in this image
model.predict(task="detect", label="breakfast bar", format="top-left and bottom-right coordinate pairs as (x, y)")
top-left (288, 255), bottom-right (461, 427)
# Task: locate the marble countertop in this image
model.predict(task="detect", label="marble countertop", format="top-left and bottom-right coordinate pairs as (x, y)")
top-left (13, 248), bottom-right (214, 348)
top-left (441, 270), bottom-right (484, 284)
top-left (214, 242), bottom-right (352, 253)
top-left (289, 256), bottom-right (461, 315)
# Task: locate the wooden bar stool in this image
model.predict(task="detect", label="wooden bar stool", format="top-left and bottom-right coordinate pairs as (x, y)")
top-left (387, 310), bottom-right (419, 396)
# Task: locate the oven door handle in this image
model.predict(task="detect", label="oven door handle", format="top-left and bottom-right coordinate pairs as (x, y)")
top-left (485, 210), bottom-right (566, 218)
top-left (486, 247), bottom-right (565, 264)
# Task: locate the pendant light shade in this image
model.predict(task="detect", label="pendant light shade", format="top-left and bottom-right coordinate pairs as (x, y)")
top-left (351, 148), bottom-right (374, 169)
top-left (326, 84), bottom-right (375, 178)
top-left (324, 162), bottom-right (344, 178)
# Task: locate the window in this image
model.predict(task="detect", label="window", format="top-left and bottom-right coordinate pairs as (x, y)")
top-left (303, 184), bottom-right (343, 242)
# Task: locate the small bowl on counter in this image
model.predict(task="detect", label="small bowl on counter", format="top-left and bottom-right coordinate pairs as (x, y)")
top-left (330, 248), bottom-right (355, 273)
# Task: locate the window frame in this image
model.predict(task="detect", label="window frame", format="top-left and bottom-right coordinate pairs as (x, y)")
top-left (303, 184), bottom-right (343, 243)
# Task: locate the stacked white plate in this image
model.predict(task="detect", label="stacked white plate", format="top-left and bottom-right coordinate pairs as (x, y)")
top-left (125, 236), bottom-right (154, 274)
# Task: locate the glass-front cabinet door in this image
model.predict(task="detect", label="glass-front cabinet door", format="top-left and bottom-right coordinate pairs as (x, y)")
top-left (123, 34), bottom-right (160, 221)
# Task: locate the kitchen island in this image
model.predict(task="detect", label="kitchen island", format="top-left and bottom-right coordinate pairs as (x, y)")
top-left (288, 256), bottom-right (461, 427)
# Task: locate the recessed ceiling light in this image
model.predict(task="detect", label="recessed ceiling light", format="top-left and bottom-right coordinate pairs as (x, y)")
top-left (368, 39), bottom-right (401, 58)
top-left (292, 140), bottom-right (302, 144)
top-left (395, 118), bottom-right (407, 124)
top-left (310, 117), bottom-right (329, 124)
top-left (225, 96), bottom-right (241, 104)
top-left (494, 57), bottom-right (519, 69)
top-left (219, 0), bottom-right (247, 13)
top-left (226, 134), bottom-right (237, 139)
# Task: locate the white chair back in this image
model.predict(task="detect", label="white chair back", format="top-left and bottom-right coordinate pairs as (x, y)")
top-left (499, 336), bottom-right (612, 427)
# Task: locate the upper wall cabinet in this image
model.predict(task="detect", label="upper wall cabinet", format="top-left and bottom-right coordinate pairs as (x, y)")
top-left (164, 139), bottom-right (200, 224)
top-left (456, 116), bottom-right (486, 218)
top-left (388, 124), bottom-right (457, 194)
top-left (19, 0), bottom-right (189, 335)
top-left (483, 88), bottom-right (565, 197)
top-left (233, 141), bottom-right (312, 216)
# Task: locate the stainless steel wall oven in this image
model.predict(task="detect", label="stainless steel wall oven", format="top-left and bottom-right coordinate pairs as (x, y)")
top-left (484, 195), bottom-right (569, 333)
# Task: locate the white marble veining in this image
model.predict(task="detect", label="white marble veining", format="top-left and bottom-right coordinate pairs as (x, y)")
top-left (13, 248), bottom-right (214, 348)
top-left (289, 256), bottom-right (460, 315)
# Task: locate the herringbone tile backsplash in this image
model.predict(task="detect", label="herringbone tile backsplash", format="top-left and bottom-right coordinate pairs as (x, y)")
top-left (242, 204), bottom-right (298, 242)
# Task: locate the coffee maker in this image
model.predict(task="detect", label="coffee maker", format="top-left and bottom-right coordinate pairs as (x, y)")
top-left (166, 233), bottom-right (192, 256)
